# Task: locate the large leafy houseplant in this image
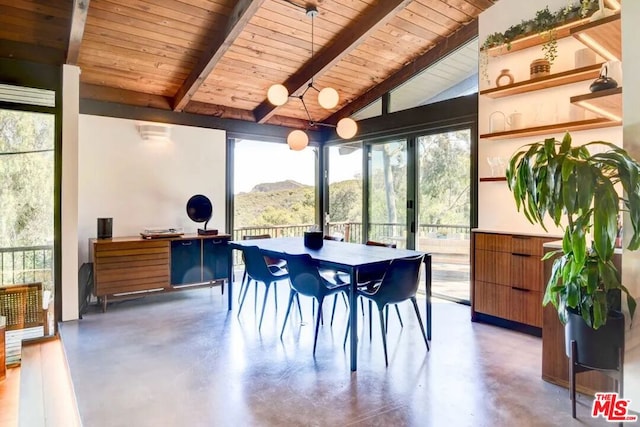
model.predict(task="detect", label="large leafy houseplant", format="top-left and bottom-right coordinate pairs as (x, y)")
top-left (506, 133), bottom-right (639, 329)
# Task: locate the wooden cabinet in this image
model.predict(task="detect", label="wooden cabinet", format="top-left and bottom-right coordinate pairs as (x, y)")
top-left (171, 239), bottom-right (201, 285)
top-left (202, 238), bottom-right (230, 282)
top-left (91, 234), bottom-right (231, 311)
top-left (471, 231), bottom-right (555, 329)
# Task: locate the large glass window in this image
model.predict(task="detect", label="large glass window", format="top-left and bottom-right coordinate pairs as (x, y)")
top-left (233, 139), bottom-right (317, 238)
top-left (325, 144), bottom-right (362, 242)
top-left (0, 108), bottom-right (56, 360)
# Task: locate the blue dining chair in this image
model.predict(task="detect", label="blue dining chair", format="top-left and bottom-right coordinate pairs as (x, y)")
top-left (238, 245), bottom-right (294, 331)
top-left (237, 234), bottom-right (286, 307)
top-left (280, 253), bottom-right (350, 355)
top-left (348, 254), bottom-right (429, 366)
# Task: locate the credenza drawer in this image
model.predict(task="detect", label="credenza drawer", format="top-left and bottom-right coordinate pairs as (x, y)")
top-left (474, 281), bottom-right (542, 327)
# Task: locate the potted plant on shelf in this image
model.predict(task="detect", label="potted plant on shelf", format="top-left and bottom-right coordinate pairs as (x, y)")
top-left (480, 0), bottom-right (599, 86)
top-left (506, 132), bottom-right (638, 369)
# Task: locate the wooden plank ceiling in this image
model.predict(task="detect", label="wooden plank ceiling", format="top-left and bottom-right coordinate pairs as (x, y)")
top-left (0, 0), bottom-right (493, 129)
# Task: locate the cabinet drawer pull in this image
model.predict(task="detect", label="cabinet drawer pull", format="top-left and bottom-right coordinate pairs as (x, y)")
top-left (210, 239), bottom-right (224, 245)
top-left (512, 252), bottom-right (531, 257)
top-left (182, 241), bottom-right (193, 246)
top-left (512, 286), bottom-right (530, 292)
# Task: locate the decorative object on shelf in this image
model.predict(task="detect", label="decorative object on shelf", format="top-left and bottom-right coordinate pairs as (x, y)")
top-left (590, 0), bottom-right (616, 21)
top-left (574, 47), bottom-right (597, 68)
top-left (265, 5), bottom-right (357, 151)
top-left (605, 60), bottom-right (623, 84)
top-left (486, 157), bottom-right (506, 177)
top-left (507, 111), bottom-right (524, 130)
top-left (530, 58), bottom-right (551, 78)
top-left (489, 111), bottom-right (506, 133)
top-left (506, 132), bottom-right (638, 331)
top-left (589, 63), bottom-right (618, 92)
top-left (495, 69), bottom-right (514, 87)
top-left (186, 194), bottom-right (217, 235)
top-left (479, 1), bottom-right (599, 85)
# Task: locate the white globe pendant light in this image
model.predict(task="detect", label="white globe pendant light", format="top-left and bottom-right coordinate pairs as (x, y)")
top-left (317, 87), bottom-right (339, 109)
top-left (287, 130), bottom-right (309, 151)
top-left (336, 117), bottom-right (358, 139)
top-left (267, 84), bottom-right (289, 106)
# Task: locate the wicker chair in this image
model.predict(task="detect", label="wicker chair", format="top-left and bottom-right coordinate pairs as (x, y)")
top-left (0, 283), bottom-right (44, 331)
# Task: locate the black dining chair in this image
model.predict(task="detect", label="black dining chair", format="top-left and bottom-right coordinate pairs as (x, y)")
top-left (280, 253), bottom-right (350, 355)
top-left (318, 235), bottom-right (349, 325)
top-left (328, 240), bottom-right (403, 335)
top-left (238, 234), bottom-right (286, 306)
top-left (347, 254), bottom-right (429, 366)
top-left (360, 241), bottom-right (403, 337)
top-left (238, 245), bottom-right (294, 331)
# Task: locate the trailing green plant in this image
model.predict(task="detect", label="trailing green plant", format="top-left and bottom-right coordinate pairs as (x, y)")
top-left (480, 1), bottom-right (599, 84)
top-left (506, 133), bottom-right (639, 329)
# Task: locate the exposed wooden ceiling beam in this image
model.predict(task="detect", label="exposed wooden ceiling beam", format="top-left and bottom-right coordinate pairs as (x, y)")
top-left (325, 19), bottom-right (479, 125)
top-left (0, 40), bottom-right (64, 65)
top-left (252, 0), bottom-right (414, 124)
top-left (80, 83), bottom-right (173, 110)
top-left (172, 0), bottom-right (267, 112)
top-left (66, 0), bottom-right (91, 65)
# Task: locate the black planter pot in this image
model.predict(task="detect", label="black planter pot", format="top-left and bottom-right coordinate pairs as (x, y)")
top-left (565, 309), bottom-right (625, 370)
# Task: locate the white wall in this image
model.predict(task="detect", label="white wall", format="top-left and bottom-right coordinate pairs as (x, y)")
top-left (77, 115), bottom-right (226, 265)
top-left (621, 0), bottom-right (640, 412)
top-left (61, 65), bottom-right (80, 322)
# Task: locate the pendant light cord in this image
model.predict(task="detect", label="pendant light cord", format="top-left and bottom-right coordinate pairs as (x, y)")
top-left (310, 11), bottom-right (314, 86)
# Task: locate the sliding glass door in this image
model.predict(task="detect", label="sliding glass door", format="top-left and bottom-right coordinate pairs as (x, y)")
top-left (0, 109), bottom-right (56, 354)
top-left (367, 140), bottom-right (407, 248)
top-left (416, 129), bottom-right (471, 301)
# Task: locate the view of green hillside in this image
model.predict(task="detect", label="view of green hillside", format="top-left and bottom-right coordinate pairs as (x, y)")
top-left (234, 130), bottom-right (469, 231)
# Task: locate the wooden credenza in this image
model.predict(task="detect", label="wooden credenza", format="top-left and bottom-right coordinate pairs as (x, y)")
top-left (471, 230), bottom-right (556, 330)
top-left (90, 234), bottom-right (231, 312)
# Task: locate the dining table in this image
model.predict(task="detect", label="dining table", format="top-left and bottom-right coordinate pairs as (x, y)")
top-left (227, 237), bottom-right (432, 371)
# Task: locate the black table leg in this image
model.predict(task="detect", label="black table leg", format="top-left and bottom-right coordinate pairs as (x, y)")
top-left (227, 246), bottom-right (234, 311)
top-left (349, 266), bottom-right (358, 371)
top-left (426, 254), bottom-right (432, 341)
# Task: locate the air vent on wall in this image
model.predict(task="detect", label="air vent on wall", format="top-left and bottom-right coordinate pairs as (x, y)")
top-left (136, 123), bottom-right (172, 142)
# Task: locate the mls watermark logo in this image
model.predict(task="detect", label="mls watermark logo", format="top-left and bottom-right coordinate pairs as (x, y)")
top-left (592, 393), bottom-right (638, 423)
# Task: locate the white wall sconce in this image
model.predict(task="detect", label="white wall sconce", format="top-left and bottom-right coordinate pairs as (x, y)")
top-left (136, 122), bottom-right (172, 142)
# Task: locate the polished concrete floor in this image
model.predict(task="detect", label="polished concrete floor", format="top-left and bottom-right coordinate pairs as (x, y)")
top-left (59, 284), bottom-right (618, 427)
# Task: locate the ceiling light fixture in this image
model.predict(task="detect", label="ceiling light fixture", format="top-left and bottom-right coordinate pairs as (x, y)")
top-left (266, 5), bottom-right (358, 150)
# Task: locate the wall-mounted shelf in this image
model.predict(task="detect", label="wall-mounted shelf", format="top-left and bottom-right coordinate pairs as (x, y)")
top-left (480, 64), bottom-right (603, 98)
top-left (479, 177), bottom-right (507, 182)
top-left (570, 87), bottom-right (622, 121)
top-left (484, 18), bottom-right (590, 57)
top-left (571, 13), bottom-right (621, 61)
top-left (480, 117), bottom-right (621, 140)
